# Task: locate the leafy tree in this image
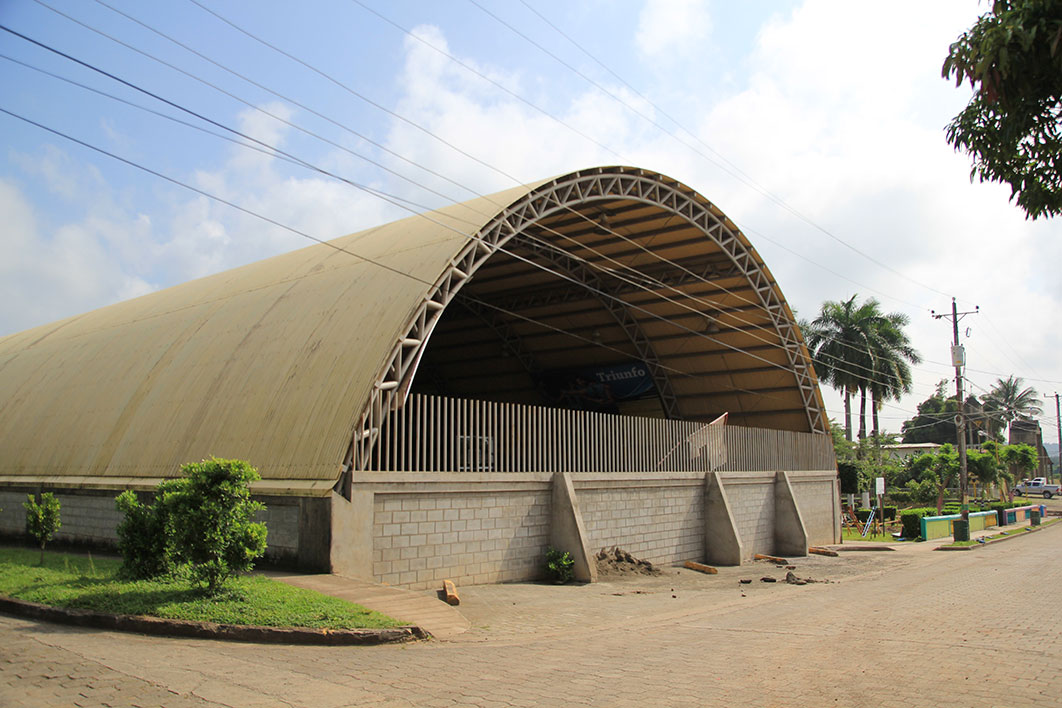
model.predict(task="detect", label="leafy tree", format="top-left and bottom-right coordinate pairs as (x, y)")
top-left (942, 1), bottom-right (1062, 220)
top-left (165, 458), bottom-right (268, 593)
top-left (909, 444), bottom-right (959, 513)
top-left (901, 381), bottom-right (961, 444)
top-left (23, 492), bottom-right (61, 564)
top-left (967, 449), bottom-right (999, 498)
top-left (1001, 442), bottom-right (1040, 487)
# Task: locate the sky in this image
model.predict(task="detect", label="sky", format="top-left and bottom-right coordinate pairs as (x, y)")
top-left (2, 0), bottom-right (1061, 440)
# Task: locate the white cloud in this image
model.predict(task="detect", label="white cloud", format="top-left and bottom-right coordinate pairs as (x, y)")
top-left (636, 0), bottom-right (712, 62)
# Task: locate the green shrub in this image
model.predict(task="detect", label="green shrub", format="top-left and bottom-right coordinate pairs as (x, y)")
top-left (837, 461), bottom-right (860, 495)
top-left (23, 492), bottom-right (61, 564)
top-left (115, 458), bottom-right (267, 593)
top-left (165, 458), bottom-right (268, 594)
top-left (855, 508), bottom-right (873, 523)
top-left (114, 479), bottom-right (184, 580)
top-left (544, 546), bottom-right (575, 583)
top-left (887, 490), bottom-right (912, 505)
top-left (900, 510), bottom-right (926, 540)
top-left (883, 506), bottom-right (897, 521)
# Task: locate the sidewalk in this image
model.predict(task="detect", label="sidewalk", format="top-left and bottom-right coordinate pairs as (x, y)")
top-left (264, 570), bottom-right (470, 639)
top-left (273, 516), bottom-right (1053, 640)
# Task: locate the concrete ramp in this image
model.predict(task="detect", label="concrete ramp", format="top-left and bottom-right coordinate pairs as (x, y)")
top-left (266, 572), bottom-right (471, 640)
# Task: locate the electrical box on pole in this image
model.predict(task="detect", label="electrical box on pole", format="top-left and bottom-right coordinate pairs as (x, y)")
top-left (951, 345), bottom-right (965, 368)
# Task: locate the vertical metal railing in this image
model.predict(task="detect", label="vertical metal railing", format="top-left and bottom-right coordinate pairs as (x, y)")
top-left (361, 393), bottom-right (835, 473)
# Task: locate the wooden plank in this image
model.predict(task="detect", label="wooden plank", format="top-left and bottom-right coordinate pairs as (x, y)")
top-left (683, 561), bottom-right (718, 575)
top-left (808, 547), bottom-right (838, 557)
top-left (753, 553), bottom-right (788, 564)
top-left (442, 580), bottom-right (460, 606)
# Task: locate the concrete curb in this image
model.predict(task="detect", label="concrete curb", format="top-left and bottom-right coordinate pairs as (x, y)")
top-left (934, 520), bottom-right (1055, 551)
top-left (0, 595), bottom-right (430, 645)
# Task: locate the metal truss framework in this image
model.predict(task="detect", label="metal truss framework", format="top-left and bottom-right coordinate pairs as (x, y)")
top-left (344, 167), bottom-right (827, 482)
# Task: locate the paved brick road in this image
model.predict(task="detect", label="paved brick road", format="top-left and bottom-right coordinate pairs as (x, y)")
top-left (2, 526), bottom-right (1060, 707)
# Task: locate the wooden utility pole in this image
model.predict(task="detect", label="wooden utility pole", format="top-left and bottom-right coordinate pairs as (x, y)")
top-left (932, 298), bottom-right (978, 521)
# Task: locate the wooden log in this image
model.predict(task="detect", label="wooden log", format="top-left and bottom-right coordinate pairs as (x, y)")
top-left (753, 553), bottom-right (788, 564)
top-left (442, 579), bottom-right (460, 606)
top-left (808, 546), bottom-right (839, 557)
top-left (683, 561), bottom-right (718, 574)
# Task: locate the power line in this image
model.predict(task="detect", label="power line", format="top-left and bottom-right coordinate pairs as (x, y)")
top-left (2, 10), bottom-right (961, 405)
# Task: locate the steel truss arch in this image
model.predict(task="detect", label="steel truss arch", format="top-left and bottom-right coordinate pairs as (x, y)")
top-left (347, 166), bottom-right (827, 478)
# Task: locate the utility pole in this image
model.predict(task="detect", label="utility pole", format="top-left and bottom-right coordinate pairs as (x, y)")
top-left (1048, 393), bottom-right (1061, 485)
top-left (932, 298), bottom-right (979, 521)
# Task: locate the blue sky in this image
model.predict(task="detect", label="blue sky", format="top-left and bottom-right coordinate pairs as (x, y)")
top-left (2, 0), bottom-right (1061, 437)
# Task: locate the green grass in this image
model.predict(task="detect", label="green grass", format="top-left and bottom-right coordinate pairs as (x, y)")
top-left (0, 547), bottom-right (402, 630)
top-left (939, 524), bottom-right (1046, 548)
top-left (841, 529), bottom-right (902, 543)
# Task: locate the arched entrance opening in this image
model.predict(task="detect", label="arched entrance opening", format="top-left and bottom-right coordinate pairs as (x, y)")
top-left (348, 167), bottom-right (828, 477)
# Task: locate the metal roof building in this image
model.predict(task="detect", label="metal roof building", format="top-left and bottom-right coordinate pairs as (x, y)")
top-left (0, 166), bottom-right (837, 583)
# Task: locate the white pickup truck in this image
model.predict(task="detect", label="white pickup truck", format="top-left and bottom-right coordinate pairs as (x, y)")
top-left (1013, 478), bottom-right (1061, 499)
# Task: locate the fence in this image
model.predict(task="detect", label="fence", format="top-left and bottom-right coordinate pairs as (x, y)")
top-left (359, 393), bottom-right (835, 473)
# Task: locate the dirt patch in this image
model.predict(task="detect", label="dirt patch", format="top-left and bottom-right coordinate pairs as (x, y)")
top-left (595, 547), bottom-right (663, 578)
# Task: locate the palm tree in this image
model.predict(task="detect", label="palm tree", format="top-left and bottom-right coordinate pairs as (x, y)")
top-left (803, 296), bottom-right (875, 441)
top-left (866, 311), bottom-right (921, 437)
top-left (983, 376), bottom-right (1042, 439)
top-left (804, 296), bottom-right (919, 441)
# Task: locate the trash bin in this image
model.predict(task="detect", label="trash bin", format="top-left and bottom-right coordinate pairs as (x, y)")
top-left (953, 518), bottom-right (970, 542)
top-left (996, 507), bottom-right (1007, 527)
top-left (1031, 509), bottom-right (1041, 527)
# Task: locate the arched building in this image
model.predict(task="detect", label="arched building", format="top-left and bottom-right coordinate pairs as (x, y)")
top-left (0, 166), bottom-right (839, 588)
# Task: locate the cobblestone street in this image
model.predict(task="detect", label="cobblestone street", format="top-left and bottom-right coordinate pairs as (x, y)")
top-left (3, 526), bottom-right (1060, 707)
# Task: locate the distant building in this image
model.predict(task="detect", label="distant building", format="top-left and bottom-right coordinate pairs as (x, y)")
top-left (1009, 420), bottom-right (1054, 479)
top-left (882, 442), bottom-right (942, 463)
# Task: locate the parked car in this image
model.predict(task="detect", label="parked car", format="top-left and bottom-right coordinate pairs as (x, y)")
top-left (1013, 478), bottom-right (1060, 499)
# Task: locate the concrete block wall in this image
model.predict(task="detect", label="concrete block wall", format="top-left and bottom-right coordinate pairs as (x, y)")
top-left (789, 475), bottom-right (839, 546)
top-left (722, 474), bottom-right (776, 558)
top-left (255, 500), bottom-right (300, 561)
top-left (371, 489), bottom-right (552, 590)
top-left (0, 491), bottom-right (29, 536)
top-left (575, 477), bottom-right (704, 565)
top-left (0, 490), bottom-right (122, 546)
top-left (0, 488), bottom-right (304, 563)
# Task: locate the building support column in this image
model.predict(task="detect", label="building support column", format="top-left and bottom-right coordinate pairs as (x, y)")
top-left (704, 472), bottom-right (743, 566)
top-left (550, 472), bottom-right (596, 582)
top-left (774, 471), bottom-right (809, 557)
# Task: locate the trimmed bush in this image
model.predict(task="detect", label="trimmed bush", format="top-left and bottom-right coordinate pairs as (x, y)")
top-left (900, 509), bottom-right (928, 539)
top-left (883, 505), bottom-right (897, 521)
top-left (855, 508), bottom-right (873, 523)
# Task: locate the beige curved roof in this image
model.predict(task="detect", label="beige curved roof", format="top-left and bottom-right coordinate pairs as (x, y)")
top-left (0, 166), bottom-right (826, 494)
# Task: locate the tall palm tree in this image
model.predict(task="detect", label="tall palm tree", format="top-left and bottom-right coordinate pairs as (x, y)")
top-left (983, 376), bottom-right (1042, 438)
top-left (803, 296), bottom-right (879, 441)
top-left (867, 311), bottom-right (921, 437)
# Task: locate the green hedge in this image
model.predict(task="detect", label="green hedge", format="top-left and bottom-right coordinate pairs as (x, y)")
top-left (855, 508), bottom-right (873, 523)
top-left (898, 507), bottom-right (939, 540)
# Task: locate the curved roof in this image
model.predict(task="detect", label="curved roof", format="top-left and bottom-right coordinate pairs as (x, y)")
top-left (0, 166), bottom-right (826, 494)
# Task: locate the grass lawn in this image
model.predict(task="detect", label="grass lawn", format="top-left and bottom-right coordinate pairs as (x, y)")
top-left (940, 521), bottom-right (1056, 547)
top-left (841, 529), bottom-right (903, 543)
top-left (0, 546), bottom-right (402, 630)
